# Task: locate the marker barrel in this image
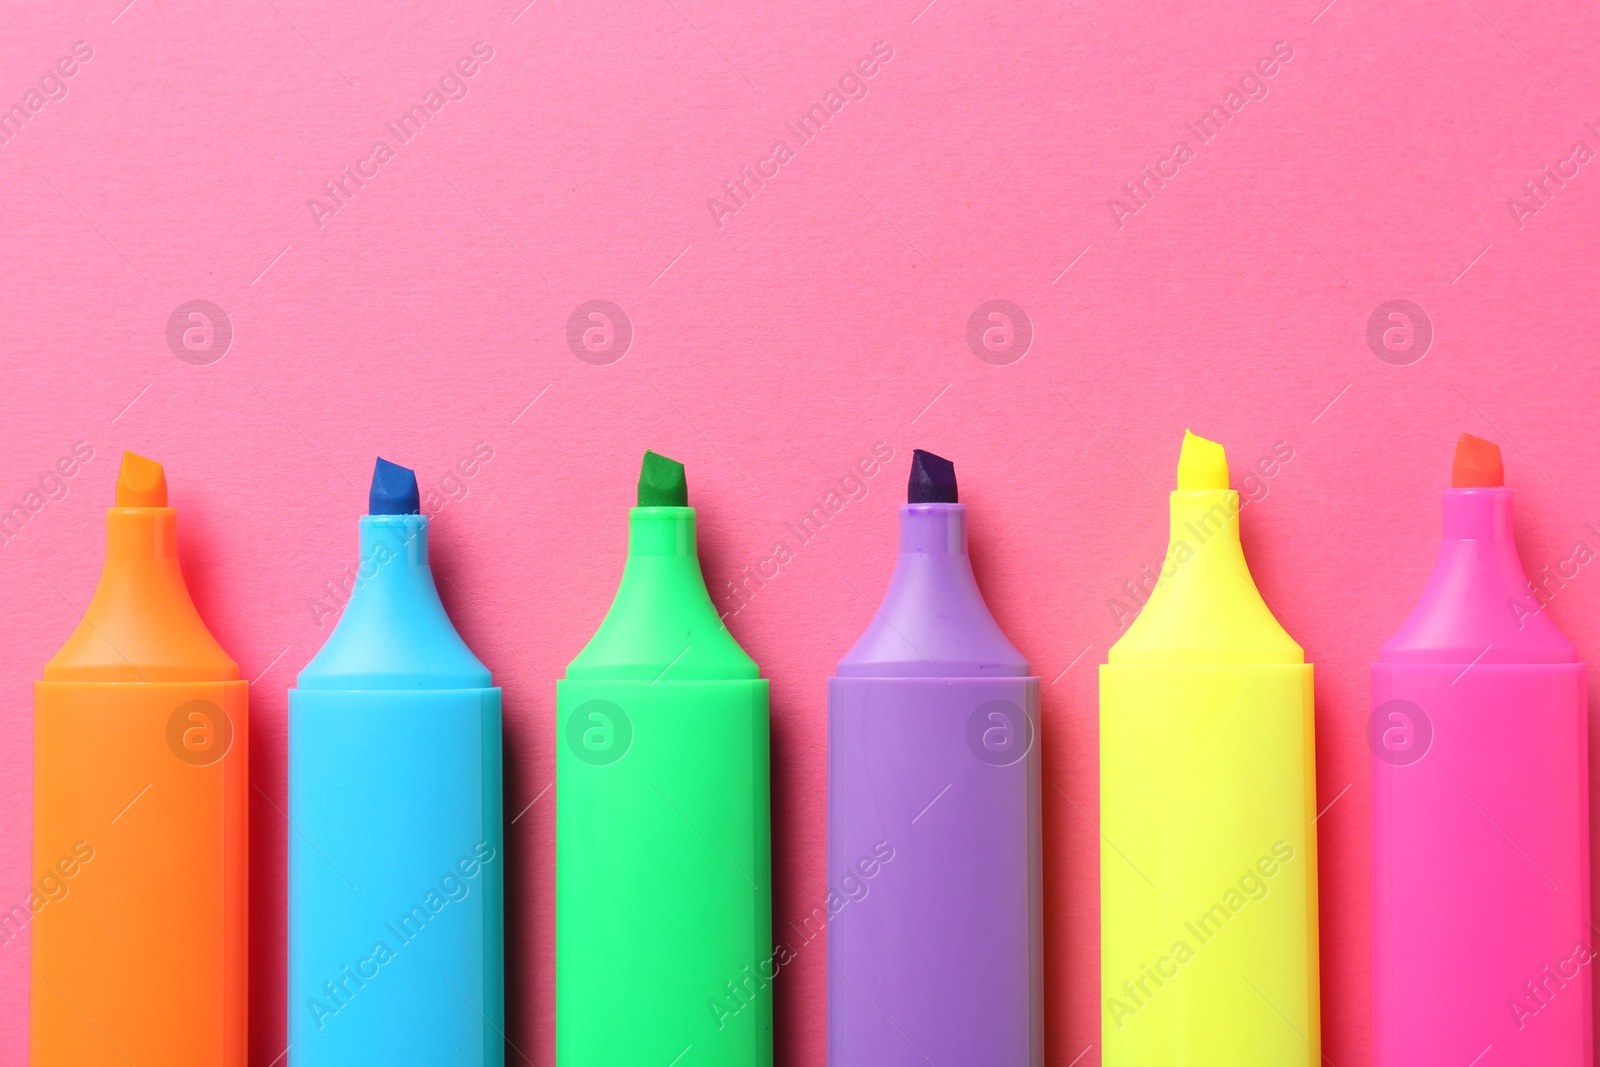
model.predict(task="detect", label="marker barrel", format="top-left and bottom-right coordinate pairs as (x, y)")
top-left (556, 678), bottom-right (772, 1065)
top-left (1372, 663), bottom-right (1589, 1065)
top-left (827, 676), bottom-right (1041, 1066)
top-left (32, 680), bottom-right (248, 1066)
top-left (1099, 663), bottom-right (1319, 1064)
top-left (288, 689), bottom-right (504, 1063)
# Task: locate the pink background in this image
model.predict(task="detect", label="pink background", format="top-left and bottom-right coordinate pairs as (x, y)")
top-left (4, 0), bottom-right (1600, 1063)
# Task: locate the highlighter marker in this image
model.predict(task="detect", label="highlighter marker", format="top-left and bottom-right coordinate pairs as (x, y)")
top-left (828, 450), bottom-right (1043, 1066)
top-left (557, 451), bottom-right (772, 1067)
top-left (1372, 435), bottom-right (1591, 1065)
top-left (288, 458), bottom-right (504, 1065)
top-left (32, 452), bottom-right (248, 1066)
top-left (1100, 430), bottom-right (1320, 1065)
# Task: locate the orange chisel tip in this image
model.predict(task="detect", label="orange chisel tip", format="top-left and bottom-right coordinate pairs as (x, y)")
top-left (116, 451), bottom-right (169, 507)
top-left (1451, 433), bottom-right (1504, 488)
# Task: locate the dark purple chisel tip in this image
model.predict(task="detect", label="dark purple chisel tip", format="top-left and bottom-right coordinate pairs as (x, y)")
top-left (908, 449), bottom-right (958, 504)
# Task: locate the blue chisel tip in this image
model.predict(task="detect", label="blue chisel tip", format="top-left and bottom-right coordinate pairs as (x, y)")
top-left (369, 457), bottom-right (421, 515)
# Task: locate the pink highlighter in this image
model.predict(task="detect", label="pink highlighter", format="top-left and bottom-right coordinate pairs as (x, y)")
top-left (1372, 434), bottom-right (1592, 1065)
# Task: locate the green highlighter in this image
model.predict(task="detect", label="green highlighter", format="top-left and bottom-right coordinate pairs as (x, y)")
top-left (557, 450), bottom-right (773, 1066)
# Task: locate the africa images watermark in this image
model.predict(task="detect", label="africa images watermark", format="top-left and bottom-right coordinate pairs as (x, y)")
top-left (706, 41), bottom-right (896, 230)
top-left (305, 840), bottom-right (498, 1032)
top-left (1105, 839), bottom-right (1298, 1030)
top-left (1508, 942), bottom-right (1595, 1031)
top-left (0, 841), bottom-right (97, 949)
top-left (707, 840), bottom-right (896, 1031)
top-left (1107, 41), bottom-right (1297, 229)
top-left (0, 441), bottom-right (97, 550)
top-left (719, 441), bottom-right (895, 619)
top-left (1506, 119), bottom-right (1600, 231)
top-left (1508, 521), bottom-right (1600, 630)
top-left (306, 510), bottom-right (424, 630)
top-left (306, 43), bottom-right (496, 229)
top-left (0, 40), bottom-right (95, 150)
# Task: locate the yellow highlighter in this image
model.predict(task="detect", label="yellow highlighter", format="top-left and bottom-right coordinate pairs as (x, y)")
top-left (1100, 430), bottom-right (1320, 1065)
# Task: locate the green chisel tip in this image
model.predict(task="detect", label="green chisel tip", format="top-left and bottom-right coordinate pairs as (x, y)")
top-left (637, 450), bottom-right (688, 507)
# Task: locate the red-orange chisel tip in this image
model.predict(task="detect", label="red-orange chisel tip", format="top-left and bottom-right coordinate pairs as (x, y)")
top-left (1451, 434), bottom-right (1504, 488)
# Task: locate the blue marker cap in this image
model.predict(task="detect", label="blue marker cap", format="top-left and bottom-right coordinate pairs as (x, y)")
top-left (370, 457), bottom-right (420, 515)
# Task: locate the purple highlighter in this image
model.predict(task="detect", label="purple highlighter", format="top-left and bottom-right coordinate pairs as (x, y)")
top-left (827, 450), bottom-right (1043, 1067)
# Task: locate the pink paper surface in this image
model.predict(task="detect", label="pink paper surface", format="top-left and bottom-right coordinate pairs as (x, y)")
top-left (3, 0), bottom-right (1600, 1063)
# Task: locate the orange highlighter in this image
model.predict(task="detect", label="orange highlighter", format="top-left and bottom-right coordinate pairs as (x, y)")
top-left (31, 453), bottom-right (247, 1066)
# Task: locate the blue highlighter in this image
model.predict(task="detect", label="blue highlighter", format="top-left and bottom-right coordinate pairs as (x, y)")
top-left (288, 457), bottom-right (505, 1065)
